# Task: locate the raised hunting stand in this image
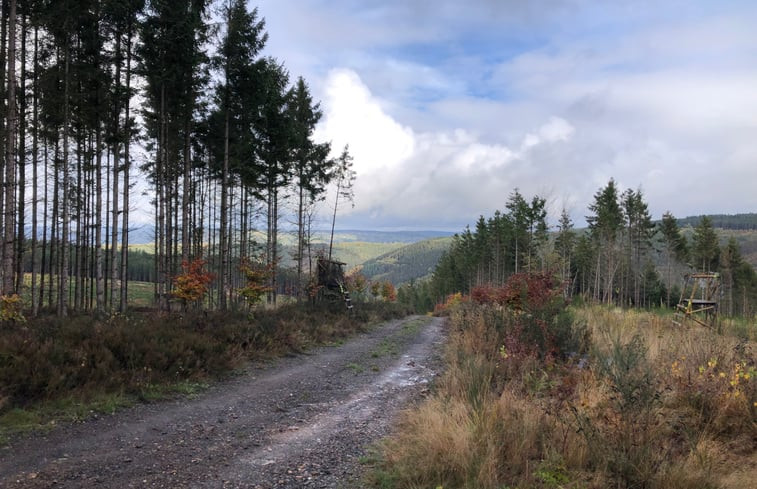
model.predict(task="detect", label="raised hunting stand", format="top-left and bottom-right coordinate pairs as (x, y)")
top-left (316, 257), bottom-right (353, 310)
top-left (673, 272), bottom-right (721, 329)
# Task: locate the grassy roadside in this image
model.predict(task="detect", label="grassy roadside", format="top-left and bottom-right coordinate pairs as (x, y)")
top-left (0, 302), bottom-right (412, 444)
top-left (364, 281), bottom-right (757, 488)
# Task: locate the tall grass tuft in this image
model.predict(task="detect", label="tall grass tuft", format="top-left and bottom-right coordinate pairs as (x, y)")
top-left (368, 290), bottom-right (757, 489)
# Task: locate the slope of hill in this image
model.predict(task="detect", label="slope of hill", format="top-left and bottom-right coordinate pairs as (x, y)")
top-left (126, 226), bottom-right (453, 246)
top-left (327, 241), bottom-right (408, 269)
top-left (676, 213), bottom-right (757, 230)
top-left (359, 237), bottom-right (453, 285)
top-left (678, 227), bottom-right (757, 268)
top-left (314, 229), bottom-right (453, 243)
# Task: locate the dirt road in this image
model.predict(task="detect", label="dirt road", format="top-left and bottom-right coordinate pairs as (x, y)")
top-left (0, 316), bottom-right (445, 489)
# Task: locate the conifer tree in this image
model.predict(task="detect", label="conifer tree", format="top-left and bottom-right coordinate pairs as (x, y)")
top-left (587, 178), bottom-right (624, 303)
top-left (658, 211), bottom-right (687, 306)
top-left (212, 0), bottom-right (267, 309)
top-left (554, 208), bottom-right (575, 293)
top-left (691, 216), bottom-right (719, 272)
top-left (289, 76), bottom-right (332, 299)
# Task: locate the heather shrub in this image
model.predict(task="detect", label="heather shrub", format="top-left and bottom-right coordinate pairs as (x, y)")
top-left (470, 273), bottom-right (589, 360)
top-left (0, 301), bottom-right (410, 413)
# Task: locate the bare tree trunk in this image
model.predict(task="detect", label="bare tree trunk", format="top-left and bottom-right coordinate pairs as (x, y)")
top-left (109, 34), bottom-right (121, 310)
top-left (48, 139), bottom-right (59, 310)
top-left (95, 128), bottom-right (104, 312)
top-left (218, 108), bottom-right (229, 310)
top-left (2, 0), bottom-right (17, 295)
top-left (181, 116), bottom-right (190, 265)
top-left (239, 185), bottom-right (247, 261)
top-left (155, 83), bottom-right (166, 309)
top-left (59, 36), bottom-right (70, 316)
top-left (328, 179), bottom-right (341, 261)
top-left (296, 176), bottom-right (304, 300)
top-left (0, 0), bottom-right (9, 264)
top-left (271, 187), bottom-right (278, 305)
top-left (14, 12), bottom-right (25, 294)
top-left (266, 186), bottom-right (273, 304)
top-left (73, 140), bottom-right (82, 310)
top-left (119, 29), bottom-right (133, 312)
top-left (30, 23), bottom-right (38, 315)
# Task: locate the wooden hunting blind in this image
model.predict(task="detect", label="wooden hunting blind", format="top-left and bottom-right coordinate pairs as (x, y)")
top-left (316, 257), bottom-right (353, 309)
top-left (673, 272), bottom-right (721, 328)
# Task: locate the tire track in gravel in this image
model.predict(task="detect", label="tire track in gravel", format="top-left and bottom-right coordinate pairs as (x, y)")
top-left (0, 315), bottom-right (445, 489)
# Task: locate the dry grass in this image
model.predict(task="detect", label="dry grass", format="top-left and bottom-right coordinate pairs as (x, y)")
top-left (368, 302), bottom-right (757, 489)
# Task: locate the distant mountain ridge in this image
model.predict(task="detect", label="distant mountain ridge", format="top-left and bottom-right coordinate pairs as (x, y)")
top-left (675, 213), bottom-right (757, 230)
top-left (313, 229), bottom-right (454, 243)
top-left (125, 226), bottom-right (453, 245)
top-left (359, 237), bottom-right (453, 285)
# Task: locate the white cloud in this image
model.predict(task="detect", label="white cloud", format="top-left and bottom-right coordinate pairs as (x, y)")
top-left (314, 68), bottom-right (415, 173)
top-left (316, 69), bottom-right (580, 228)
top-left (253, 0), bottom-right (757, 230)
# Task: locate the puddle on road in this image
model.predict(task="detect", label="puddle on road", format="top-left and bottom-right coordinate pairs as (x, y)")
top-left (380, 354), bottom-right (432, 388)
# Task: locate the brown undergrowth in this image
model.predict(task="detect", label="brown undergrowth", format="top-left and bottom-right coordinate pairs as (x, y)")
top-left (0, 302), bottom-right (411, 439)
top-left (367, 280), bottom-right (756, 489)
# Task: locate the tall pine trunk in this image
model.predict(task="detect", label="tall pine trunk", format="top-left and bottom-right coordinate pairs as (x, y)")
top-left (14, 12), bottom-right (25, 294)
top-left (59, 37), bottom-right (71, 316)
top-left (2, 0), bottom-right (17, 295)
top-left (109, 33), bottom-right (121, 311)
top-left (218, 104), bottom-right (229, 310)
top-left (119, 30), bottom-right (133, 312)
top-left (30, 24), bottom-right (38, 315)
top-left (95, 129), bottom-right (104, 312)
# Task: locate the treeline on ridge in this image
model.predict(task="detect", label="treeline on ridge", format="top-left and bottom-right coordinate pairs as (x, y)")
top-left (675, 213), bottom-right (757, 230)
top-left (424, 179), bottom-right (757, 318)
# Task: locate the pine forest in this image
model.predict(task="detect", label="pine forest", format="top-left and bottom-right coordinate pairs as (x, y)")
top-left (0, 0), bottom-right (356, 317)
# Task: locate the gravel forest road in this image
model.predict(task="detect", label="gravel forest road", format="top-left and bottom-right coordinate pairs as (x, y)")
top-left (0, 316), bottom-right (445, 489)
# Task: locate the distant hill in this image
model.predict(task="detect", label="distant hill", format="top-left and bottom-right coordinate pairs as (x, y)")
top-left (676, 228), bottom-right (757, 268)
top-left (359, 237), bottom-right (453, 285)
top-left (126, 226), bottom-right (452, 246)
top-left (660, 214), bottom-right (757, 267)
top-left (323, 241), bottom-right (408, 270)
top-left (315, 229), bottom-right (454, 243)
top-left (675, 213), bottom-right (757, 230)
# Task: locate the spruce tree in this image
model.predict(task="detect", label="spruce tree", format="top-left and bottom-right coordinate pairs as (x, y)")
top-left (692, 216), bottom-right (719, 272)
top-left (587, 178), bottom-right (624, 303)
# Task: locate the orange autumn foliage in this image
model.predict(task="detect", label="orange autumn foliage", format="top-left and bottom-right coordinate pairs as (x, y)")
top-left (172, 259), bottom-right (214, 307)
top-left (239, 258), bottom-right (273, 305)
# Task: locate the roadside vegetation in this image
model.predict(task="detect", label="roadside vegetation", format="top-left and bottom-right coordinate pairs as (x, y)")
top-left (366, 274), bottom-right (756, 489)
top-left (0, 301), bottom-right (411, 443)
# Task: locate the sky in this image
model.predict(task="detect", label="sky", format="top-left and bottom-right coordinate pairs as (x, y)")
top-left (253, 0), bottom-right (757, 231)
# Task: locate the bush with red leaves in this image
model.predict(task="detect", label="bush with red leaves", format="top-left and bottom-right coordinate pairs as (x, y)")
top-left (471, 273), bottom-right (585, 359)
top-left (471, 273), bottom-right (563, 312)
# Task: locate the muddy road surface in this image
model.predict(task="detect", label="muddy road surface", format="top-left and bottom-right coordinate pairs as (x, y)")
top-left (0, 316), bottom-right (445, 488)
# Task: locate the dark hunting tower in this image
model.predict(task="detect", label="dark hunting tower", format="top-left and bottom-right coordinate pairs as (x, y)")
top-left (316, 257), bottom-right (353, 309)
top-left (673, 272), bottom-right (721, 329)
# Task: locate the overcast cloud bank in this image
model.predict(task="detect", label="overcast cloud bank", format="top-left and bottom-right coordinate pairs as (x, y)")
top-left (257, 0), bottom-right (757, 230)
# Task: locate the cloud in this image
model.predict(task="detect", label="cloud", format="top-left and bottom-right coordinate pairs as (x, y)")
top-left (255, 0), bottom-right (757, 230)
top-left (316, 69), bottom-right (581, 229)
